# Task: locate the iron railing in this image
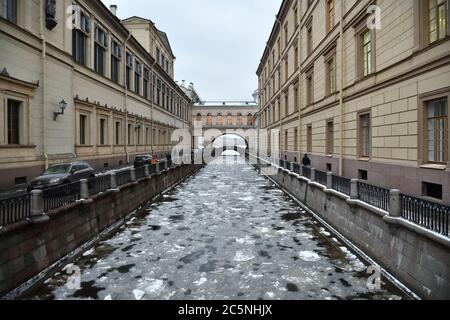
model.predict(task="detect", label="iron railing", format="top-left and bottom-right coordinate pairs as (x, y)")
top-left (135, 166), bottom-right (146, 180)
top-left (315, 170), bottom-right (327, 186)
top-left (158, 161), bottom-right (167, 172)
top-left (88, 175), bottom-right (111, 195)
top-left (358, 181), bottom-right (390, 212)
top-left (43, 181), bottom-right (81, 212)
top-left (116, 169), bottom-right (131, 186)
top-left (0, 193), bottom-right (31, 227)
top-left (303, 166), bottom-right (312, 180)
top-left (292, 163), bottom-right (300, 175)
top-left (279, 159), bottom-right (285, 168)
top-left (332, 175), bottom-right (351, 196)
top-left (401, 194), bottom-right (449, 236)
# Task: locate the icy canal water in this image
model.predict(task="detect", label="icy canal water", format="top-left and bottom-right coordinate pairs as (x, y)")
top-left (22, 158), bottom-right (406, 300)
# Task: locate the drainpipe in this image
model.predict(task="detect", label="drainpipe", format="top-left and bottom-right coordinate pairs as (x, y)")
top-left (297, 0), bottom-right (302, 164)
top-left (124, 33), bottom-right (132, 163)
top-left (150, 59), bottom-right (158, 155)
top-left (338, 0), bottom-right (345, 176)
top-left (275, 15), bottom-right (283, 161)
top-left (40, 0), bottom-right (48, 169)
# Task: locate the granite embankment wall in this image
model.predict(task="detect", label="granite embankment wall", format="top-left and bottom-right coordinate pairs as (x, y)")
top-left (0, 164), bottom-right (201, 297)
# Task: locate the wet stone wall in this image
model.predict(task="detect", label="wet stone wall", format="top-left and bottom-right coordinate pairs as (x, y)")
top-left (0, 165), bottom-right (200, 297)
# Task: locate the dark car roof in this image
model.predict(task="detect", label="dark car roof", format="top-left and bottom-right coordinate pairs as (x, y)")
top-left (49, 161), bottom-right (91, 167)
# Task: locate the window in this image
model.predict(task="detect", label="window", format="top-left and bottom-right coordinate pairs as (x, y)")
top-left (94, 25), bottom-right (107, 75)
top-left (72, 11), bottom-right (89, 65)
top-left (361, 29), bottom-right (372, 77)
top-left (307, 22), bottom-right (313, 55)
top-left (358, 113), bottom-right (371, 158)
top-left (135, 60), bottom-right (142, 95)
top-left (248, 114), bottom-right (253, 126)
top-left (423, 182), bottom-right (443, 200)
top-left (115, 121), bottom-right (121, 145)
top-left (294, 128), bottom-right (298, 151)
top-left (277, 38), bottom-right (281, 58)
top-left (196, 113), bottom-right (202, 122)
top-left (99, 118), bottom-right (106, 145)
top-left (358, 169), bottom-right (368, 181)
top-left (206, 113), bottom-right (212, 126)
top-left (79, 114), bottom-right (87, 145)
top-left (227, 113), bottom-right (233, 125)
top-left (327, 0), bottom-right (335, 32)
top-left (237, 114), bottom-right (243, 126)
top-left (294, 45), bottom-right (299, 70)
top-left (216, 113), bottom-right (223, 126)
top-left (284, 91), bottom-right (289, 117)
top-left (428, 0), bottom-right (448, 44)
top-left (111, 40), bottom-right (121, 83)
top-left (326, 120), bottom-right (334, 155)
top-left (7, 99), bottom-right (20, 145)
top-left (156, 48), bottom-right (160, 64)
top-left (285, 130), bottom-right (288, 151)
top-left (294, 86), bottom-right (299, 111)
top-left (284, 57), bottom-right (289, 82)
top-left (1, 0), bottom-right (17, 23)
top-left (284, 23), bottom-right (288, 47)
top-left (156, 79), bottom-right (161, 106)
top-left (306, 71), bottom-right (314, 106)
top-left (426, 98), bottom-right (448, 163)
top-left (294, 6), bottom-right (299, 27)
top-left (307, 125), bottom-right (313, 153)
top-left (128, 124), bottom-right (132, 145)
top-left (126, 53), bottom-right (133, 90)
top-left (326, 55), bottom-right (336, 95)
top-left (143, 68), bottom-right (150, 99)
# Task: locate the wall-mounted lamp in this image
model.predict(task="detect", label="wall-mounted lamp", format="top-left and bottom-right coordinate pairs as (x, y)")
top-left (54, 99), bottom-right (68, 121)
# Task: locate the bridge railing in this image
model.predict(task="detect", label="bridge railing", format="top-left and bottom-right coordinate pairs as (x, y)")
top-left (43, 181), bottom-right (81, 213)
top-left (401, 194), bottom-right (449, 237)
top-left (0, 193), bottom-right (31, 227)
top-left (264, 158), bottom-right (449, 238)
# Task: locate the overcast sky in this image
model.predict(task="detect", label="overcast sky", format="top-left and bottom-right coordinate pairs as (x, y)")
top-left (101, 0), bottom-right (281, 101)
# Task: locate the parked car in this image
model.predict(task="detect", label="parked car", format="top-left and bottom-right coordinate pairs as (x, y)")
top-left (27, 161), bottom-right (95, 191)
top-left (133, 154), bottom-right (152, 168)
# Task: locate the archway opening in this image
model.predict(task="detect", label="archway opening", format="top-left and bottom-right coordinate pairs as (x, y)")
top-left (212, 134), bottom-right (248, 157)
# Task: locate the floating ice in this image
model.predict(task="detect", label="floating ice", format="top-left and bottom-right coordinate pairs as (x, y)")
top-left (82, 248), bottom-right (95, 257)
top-left (104, 295), bottom-right (112, 300)
top-left (299, 251), bottom-right (321, 262)
top-left (234, 251), bottom-right (255, 262)
top-left (144, 279), bottom-right (165, 294)
top-left (133, 289), bottom-right (145, 300)
top-left (194, 277), bottom-right (208, 286)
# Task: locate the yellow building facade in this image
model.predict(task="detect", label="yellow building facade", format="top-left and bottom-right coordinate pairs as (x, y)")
top-left (257, 0), bottom-right (450, 203)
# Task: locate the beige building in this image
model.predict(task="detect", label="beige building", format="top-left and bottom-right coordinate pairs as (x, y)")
top-left (257, 0), bottom-right (450, 204)
top-left (0, 0), bottom-right (192, 189)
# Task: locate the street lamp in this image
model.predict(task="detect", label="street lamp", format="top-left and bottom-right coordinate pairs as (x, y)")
top-left (53, 99), bottom-right (68, 121)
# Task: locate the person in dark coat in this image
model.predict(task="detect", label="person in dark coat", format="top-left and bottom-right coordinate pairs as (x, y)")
top-left (302, 153), bottom-right (311, 167)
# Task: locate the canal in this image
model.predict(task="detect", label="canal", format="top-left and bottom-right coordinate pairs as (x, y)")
top-left (21, 157), bottom-right (406, 300)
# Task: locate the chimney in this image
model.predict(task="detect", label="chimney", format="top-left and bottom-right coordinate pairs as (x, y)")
top-left (110, 5), bottom-right (117, 16)
top-left (189, 82), bottom-right (194, 89)
top-left (181, 80), bottom-right (186, 87)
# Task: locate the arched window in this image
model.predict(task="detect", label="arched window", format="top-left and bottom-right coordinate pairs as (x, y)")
top-left (196, 113), bottom-right (202, 122)
top-left (216, 113), bottom-right (223, 125)
top-left (227, 113), bottom-right (233, 125)
top-left (206, 113), bottom-right (212, 125)
top-left (247, 113), bottom-right (254, 126)
top-left (237, 113), bottom-right (243, 125)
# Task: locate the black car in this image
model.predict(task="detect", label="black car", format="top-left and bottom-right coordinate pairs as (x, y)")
top-left (133, 154), bottom-right (152, 168)
top-left (27, 161), bottom-right (95, 191)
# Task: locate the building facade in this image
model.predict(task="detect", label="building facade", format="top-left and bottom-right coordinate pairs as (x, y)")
top-left (257, 0), bottom-right (450, 204)
top-left (192, 101), bottom-right (258, 150)
top-left (0, 0), bottom-right (192, 189)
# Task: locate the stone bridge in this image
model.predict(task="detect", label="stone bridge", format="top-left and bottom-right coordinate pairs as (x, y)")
top-left (191, 101), bottom-right (259, 153)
